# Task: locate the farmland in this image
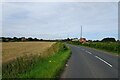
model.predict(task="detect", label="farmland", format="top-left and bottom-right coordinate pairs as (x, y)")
top-left (2, 42), bottom-right (55, 63)
top-left (2, 42), bottom-right (71, 78)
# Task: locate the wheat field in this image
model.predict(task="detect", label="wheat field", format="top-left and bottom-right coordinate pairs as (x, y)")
top-left (2, 42), bottom-right (55, 63)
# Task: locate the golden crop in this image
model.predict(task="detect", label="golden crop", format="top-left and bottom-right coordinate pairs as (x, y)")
top-left (2, 42), bottom-right (55, 63)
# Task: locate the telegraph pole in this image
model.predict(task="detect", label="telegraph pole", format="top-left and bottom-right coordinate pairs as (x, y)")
top-left (81, 25), bottom-right (82, 38)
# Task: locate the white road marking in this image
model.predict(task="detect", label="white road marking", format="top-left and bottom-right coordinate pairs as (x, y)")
top-left (95, 56), bottom-right (112, 67)
top-left (85, 51), bottom-right (92, 54)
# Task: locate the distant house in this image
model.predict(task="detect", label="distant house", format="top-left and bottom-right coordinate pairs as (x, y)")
top-left (21, 37), bottom-right (26, 41)
top-left (80, 38), bottom-right (87, 43)
top-left (72, 38), bottom-right (79, 41)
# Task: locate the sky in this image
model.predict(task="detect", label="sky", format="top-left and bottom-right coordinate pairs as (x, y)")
top-left (1, 0), bottom-right (119, 2)
top-left (1, 2), bottom-right (118, 40)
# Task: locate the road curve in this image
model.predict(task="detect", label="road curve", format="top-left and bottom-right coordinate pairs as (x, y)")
top-left (61, 44), bottom-right (118, 78)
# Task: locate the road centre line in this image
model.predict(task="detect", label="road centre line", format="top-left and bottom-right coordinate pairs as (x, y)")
top-left (85, 51), bottom-right (92, 54)
top-left (95, 56), bottom-right (112, 67)
top-left (84, 50), bottom-right (112, 67)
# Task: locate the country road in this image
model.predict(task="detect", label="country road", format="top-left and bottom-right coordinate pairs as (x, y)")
top-left (61, 44), bottom-right (119, 78)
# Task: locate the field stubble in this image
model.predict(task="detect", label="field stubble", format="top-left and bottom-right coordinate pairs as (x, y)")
top-left (2, 42), bottom-right (55, 63)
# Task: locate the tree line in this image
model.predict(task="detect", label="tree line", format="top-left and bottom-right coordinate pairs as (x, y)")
top-left (1, 37), bottom-right (43, 42)
top-left (0, 37), bottom-right (119, 42)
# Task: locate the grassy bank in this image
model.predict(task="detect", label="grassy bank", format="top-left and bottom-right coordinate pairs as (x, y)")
top-left (68, 41), bottom-right (119, 55)
top-left (2, 42), bottom-right (71, 78)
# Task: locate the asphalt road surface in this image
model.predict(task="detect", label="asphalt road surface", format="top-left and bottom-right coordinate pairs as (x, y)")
top-left (61, 44), bottom-right (118, 78)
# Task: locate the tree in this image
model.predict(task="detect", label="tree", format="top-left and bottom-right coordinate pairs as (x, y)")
top-left (101, 38), bottom-right (116, 42)
top-left (67, 38), bottom-right (70, 41)
top-left (93, 40), bottom-right (100, 42)
top-left (2, 37), bottom-right (12, 42)
top-left (34, 38), bottom-right (39, 41)
top-left (13, 37), bottom-right (18, 41)
top-left (40, 39), bottom-right (43, 41)
top-left (28, 37), bottom-right (33, 41)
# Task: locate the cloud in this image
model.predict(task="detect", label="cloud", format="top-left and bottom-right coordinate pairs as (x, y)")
top-left (2, 2), bottom-right (118, 40)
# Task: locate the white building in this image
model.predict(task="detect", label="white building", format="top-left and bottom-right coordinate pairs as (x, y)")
top-left (72, 38), bottom-right (79, 41)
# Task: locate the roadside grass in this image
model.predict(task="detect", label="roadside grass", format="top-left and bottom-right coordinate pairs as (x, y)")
top-left (19, 49), bottom-right (71, 78)
top-left (67, 41), bottom-right (119, 55)
top-left (2, 42), bottom-right (71, 78)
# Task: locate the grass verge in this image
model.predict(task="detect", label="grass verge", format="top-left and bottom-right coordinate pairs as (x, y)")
top-left (2, 42), bottom-right (71, 79)
top-left (67, 41), bottom-right (119, 55)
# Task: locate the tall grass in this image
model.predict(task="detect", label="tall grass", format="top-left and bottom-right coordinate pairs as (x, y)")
top-left (2, 42), bottom-right (71, 78)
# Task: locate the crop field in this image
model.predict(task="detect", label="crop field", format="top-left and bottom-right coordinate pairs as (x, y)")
top-left (2, 42), bottom-right (55, 63)
top-left (0, 42), bottom-right (2, 63)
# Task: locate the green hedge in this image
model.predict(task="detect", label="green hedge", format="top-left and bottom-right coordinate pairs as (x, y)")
top-left (68, 41), bottom-right (119, 54)
top-left (81, 42), bottom-right (119, 54)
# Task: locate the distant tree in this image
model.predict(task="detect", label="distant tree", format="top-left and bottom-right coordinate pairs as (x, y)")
top-left (88, 40), bottom-right (92, 42)
top-left (67, 38), bottom-right (70, 41)
top-left (2, 37), bottom-right (12, 42)
top-left (2, 37), bottom-right (7, 42)
top-left (13, 37), bottom-right (18, 41)
top-left (34, 38), bottom-right (39, 41)
top-left (93, 40), bottom-right (100, 42)
top-left (28, 37), bottom-right (33, 41)
top-left (18, 37), bottom-right (22, 41)
top-left (101, 38), bottom-right (116, 42)
top-left (40, 39), bottom-right (43, 41)
top-left (117, 40), bottom-right (120, 42)
top-left (13, 37), bottom-right (17, 39)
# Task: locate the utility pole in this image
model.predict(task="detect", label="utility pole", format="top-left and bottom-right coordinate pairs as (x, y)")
top-left (81, 25), bottom-right (82, 38)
